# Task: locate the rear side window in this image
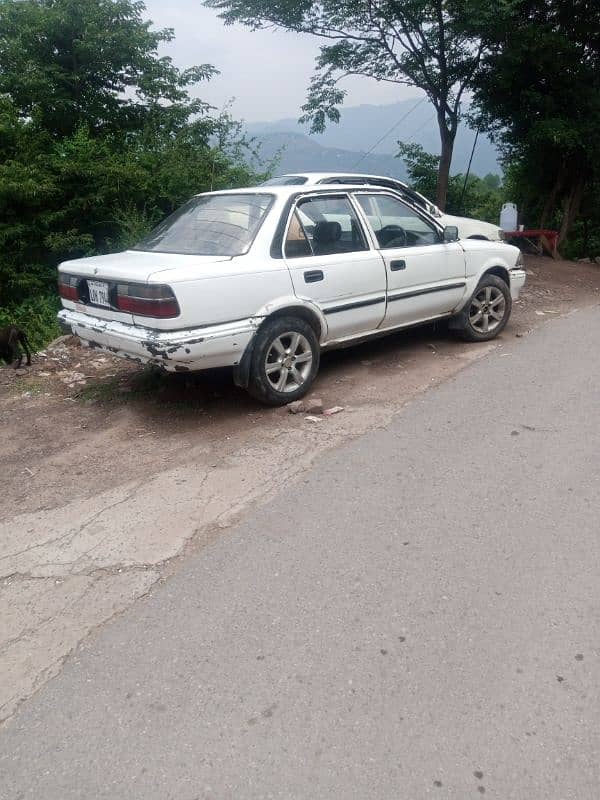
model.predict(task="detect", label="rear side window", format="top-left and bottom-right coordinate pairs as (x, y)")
top-left (284, 196), bottom-right (368, 258)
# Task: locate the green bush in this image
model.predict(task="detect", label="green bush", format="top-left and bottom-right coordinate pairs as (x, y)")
top-left (0, 0), bottom-right (269, 349)
top-left (0, 294), bottom-right (61, 352)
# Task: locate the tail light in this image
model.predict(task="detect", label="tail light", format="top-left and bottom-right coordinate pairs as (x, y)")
top-left (116, 283), bottom-right (179, 318)
top-left (58, 273), bottom-right (79, 301)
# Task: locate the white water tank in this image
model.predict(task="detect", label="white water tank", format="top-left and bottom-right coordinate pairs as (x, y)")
top-left (500, 203), bottom-right (518, 231)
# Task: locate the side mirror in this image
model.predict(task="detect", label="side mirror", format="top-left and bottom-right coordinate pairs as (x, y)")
top-left (443, 225), bottom-right (459, 242)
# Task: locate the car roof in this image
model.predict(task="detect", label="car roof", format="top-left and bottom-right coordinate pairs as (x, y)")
top-left (193, 183), bottom-right (406, 199)
top-left (260, 173), bottom-right (436, 210)
top-left (191, 184), bottom-right (443, 230)
top-left (268, 171), bottom-right (407, 183)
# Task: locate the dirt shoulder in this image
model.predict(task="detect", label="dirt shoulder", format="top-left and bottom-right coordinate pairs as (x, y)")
top-left (1, 255), bottom-right (599, 723)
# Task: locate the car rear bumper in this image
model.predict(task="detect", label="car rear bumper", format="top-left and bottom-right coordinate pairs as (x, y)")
top-left (510, 268), bottom-right (527, 300)
top-left (57, 309), bottom-right (258, 372)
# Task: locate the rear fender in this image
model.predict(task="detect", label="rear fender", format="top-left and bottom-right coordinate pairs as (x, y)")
top-left (233, 296), bottom-right (327, 388)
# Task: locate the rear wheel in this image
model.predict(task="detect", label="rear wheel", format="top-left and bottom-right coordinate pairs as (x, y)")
top-left (457, 274), bottom-right (512, 342)
top-left (247, 316), bottom-right (320, 405)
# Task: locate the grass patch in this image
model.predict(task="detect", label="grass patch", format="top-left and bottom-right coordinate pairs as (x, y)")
top-left (76, 365), bottom-right (170, 404)
top-left (75, 365), bottom-right (215, 412)
top-left (17, 380), bottom-right (46, 396)
top-left (76, 376), bottom-right (123, 403)
top-left (4, 375), bottom-right (49, 398)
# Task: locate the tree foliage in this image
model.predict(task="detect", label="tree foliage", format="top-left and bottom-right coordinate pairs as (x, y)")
top-left (398, 141), bottom-right (504, 223)
top-left (0, 0), bottom-right (265, 340)
top-left (205, 0), bottom-right (493, 210)
top-left (0, 0), bottom-right (216, 138)
top-left (471, 0), bottom-right (600, 247)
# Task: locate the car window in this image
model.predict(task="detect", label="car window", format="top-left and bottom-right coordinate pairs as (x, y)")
top-left (318, 175), bottom-right (431, 211)
top-left (133, 194), bottom-right (273, 256)
top-left (356, 194), bottom-right (440, 248)
top-left (284, 196), bottom-right (368, 258)
top-left (318, 177), bottom-right (368, 185)
top-left (262, 176), bottom-right (308, 186)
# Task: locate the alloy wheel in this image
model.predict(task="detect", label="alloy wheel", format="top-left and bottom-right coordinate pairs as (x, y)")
top-left (469, 285), bottom-right (506, 334)
top-left (264, 331), bottom-right (313, 393)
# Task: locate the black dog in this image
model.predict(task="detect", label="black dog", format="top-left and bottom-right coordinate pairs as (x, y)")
top-left (0, 326), bottom-right (32, 368)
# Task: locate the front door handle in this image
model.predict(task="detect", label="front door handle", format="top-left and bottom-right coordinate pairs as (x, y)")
top-left (304, 269), bottom-right (324, 283)
top-left (390, 259), bottom-right (406, 271)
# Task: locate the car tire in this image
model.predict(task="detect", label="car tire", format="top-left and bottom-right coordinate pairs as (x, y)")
top-left (247, 316), bottom-right (320, 406)
top-left (457, 273), bottom-right (512, 342)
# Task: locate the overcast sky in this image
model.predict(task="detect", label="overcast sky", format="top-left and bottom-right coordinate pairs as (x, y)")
top-left (142, 1), bottom-right (420, 123)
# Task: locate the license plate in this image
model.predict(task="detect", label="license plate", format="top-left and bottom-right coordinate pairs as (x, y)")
top-left (87, 280), bottom-right (111, 307)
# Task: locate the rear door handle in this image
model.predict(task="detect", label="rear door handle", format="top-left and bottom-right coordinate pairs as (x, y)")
top-left (304, 269), bottom-right (324, 283)
top-left (390, 260), bottom-right (406, 271)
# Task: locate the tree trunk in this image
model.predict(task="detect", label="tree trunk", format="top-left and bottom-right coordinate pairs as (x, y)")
top-left (539, 164), bottom-right (566, 229)
top-left (436, 117), bottom-right (454, 212)
top-left (558, 173), bottom-right (585, 244)
top-left (582, 215), bottom-right (589, 256)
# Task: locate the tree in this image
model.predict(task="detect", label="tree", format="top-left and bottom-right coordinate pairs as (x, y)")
top-left (0, 0), bottom-right (216, 138)
top-left (205, 0), bottom-right (489, 210)
top-left (398, 141), bottom-right (504, 222)
top-left (0, 0), bottom-right (266, 343)
top-left (471, 0), bottom-right (600, 244)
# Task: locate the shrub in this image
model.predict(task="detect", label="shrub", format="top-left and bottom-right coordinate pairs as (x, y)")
top-left (0, 294), bottom-right (61, 352)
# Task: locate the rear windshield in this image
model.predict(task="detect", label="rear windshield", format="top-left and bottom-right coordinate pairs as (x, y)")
top-left (261, 176), bottom-right (308, 186)
top-left (133, 193), bottom-right (274, 256)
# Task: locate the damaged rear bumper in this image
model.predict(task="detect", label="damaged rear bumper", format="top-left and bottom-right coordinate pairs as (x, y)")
top-left (57, 309), bottom-right (258, 372)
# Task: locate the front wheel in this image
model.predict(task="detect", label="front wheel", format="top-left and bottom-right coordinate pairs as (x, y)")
top-left (457, 274), bottom-right (512, 342)
top-left (247, 316), bottom-right (320, 405)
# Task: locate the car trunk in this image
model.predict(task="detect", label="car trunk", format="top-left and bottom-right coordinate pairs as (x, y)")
top-left (59, 250), bottom-right (232, 326)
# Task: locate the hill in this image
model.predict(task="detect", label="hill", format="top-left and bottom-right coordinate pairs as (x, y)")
top-left (246, 99), bottom-right (500, 179)
top-left (251, 131), bottom-right (409, 180)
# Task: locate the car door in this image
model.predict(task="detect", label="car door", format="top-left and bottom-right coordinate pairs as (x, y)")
top-left (282, 194), bottom-right (387, 340)
top-left (354, 192), bottom-right (467, 328)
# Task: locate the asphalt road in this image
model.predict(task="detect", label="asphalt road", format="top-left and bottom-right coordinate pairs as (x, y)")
top-left (2, 307), bottom-right (599, 800)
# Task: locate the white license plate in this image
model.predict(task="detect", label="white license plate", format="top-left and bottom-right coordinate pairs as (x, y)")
top-left (87, 280), bottom-right (111, 307)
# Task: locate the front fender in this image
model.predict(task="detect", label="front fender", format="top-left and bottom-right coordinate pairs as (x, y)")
top-left (456, 244), bottom-right (520, 312)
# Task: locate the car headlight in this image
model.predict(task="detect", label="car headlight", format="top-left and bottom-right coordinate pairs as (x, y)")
top-left (515, 251), bottom-right (524, 268)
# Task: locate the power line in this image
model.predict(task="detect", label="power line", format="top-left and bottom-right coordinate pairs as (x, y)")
top-left (403, 112), bottom-right (436, 143)
top-left (352, 95), bottom-right (427, 168)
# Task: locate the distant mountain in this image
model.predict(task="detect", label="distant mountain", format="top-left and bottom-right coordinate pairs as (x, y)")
top-left (250, 131), bottom-right (409, 181)
top-left (246, 99), bottom-right (500, 179)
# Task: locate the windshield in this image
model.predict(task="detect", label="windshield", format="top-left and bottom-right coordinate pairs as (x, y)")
top-left (261, 176), bottom-right (308, 186)
top-left (133, 193), bottom-right (274, 256)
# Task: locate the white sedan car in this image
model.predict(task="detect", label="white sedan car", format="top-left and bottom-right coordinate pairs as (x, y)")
top-left (58, 184), bottom-right (525, 405)
top-left (262, 172), bottom-right (504, 241)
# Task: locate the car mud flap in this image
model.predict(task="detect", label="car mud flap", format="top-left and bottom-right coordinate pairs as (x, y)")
top-left (232, 332), bottom-right (256, 388)
top-left (448, 305), bottom-right (469, 330)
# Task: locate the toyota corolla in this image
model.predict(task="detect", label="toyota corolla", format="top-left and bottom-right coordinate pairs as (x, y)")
top-left (58, 184), bottom-right (525, 405)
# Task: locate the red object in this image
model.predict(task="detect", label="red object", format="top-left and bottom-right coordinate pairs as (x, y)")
top-left (503, 229), bottom-right (560, 259)
top-left (115, 283), bottom-right (180, 318)
top-left (58, 274), bottom-right (79, 301)
top-left (116, 295), bottom-right (179, 318)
